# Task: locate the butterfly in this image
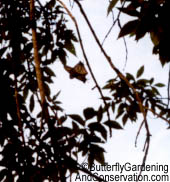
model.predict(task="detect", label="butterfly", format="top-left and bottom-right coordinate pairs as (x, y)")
top-left (64, 61), bottom-right (88, 83)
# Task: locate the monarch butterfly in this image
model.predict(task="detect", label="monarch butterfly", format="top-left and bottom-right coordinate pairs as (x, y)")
top-left (64, 61), bottom-right (88, 83)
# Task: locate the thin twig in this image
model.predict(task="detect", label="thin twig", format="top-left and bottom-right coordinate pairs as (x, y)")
top-left (135, 120), bottom-right (144, 147)
top-left (57, 0), bottom-right (112, 136)
top-left (118, 20), bottom-right (128, 70)
top-left (102, 1), bottom-right (125, 46)
top-left (117, 12), bottom-right (128, 70)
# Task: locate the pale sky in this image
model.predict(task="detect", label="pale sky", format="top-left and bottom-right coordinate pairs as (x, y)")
top-left (51, 0), bottom-right (170, 180)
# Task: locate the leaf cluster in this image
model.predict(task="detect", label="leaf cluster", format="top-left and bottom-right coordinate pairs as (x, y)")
top-left (103, 65), bottom-right (169, 125)
top-left (108, 0), bottom-right (170, 66)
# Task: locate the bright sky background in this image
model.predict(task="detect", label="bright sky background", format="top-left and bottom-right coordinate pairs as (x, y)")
top-left (51, 0), bottom-right (170, 180)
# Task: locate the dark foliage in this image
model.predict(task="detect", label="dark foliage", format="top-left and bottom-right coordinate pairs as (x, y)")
top-left (108, 0), bottom-right (170, 66)
top-left (0, 0), bottom-right (169, 181)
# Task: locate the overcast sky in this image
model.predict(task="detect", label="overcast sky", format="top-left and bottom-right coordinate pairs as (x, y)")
top-left (52, 0), bottom-right (170, 179)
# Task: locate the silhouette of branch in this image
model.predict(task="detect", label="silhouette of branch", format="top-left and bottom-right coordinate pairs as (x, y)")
top-left (144, 107), bottom-right (170, 125)
top-left (30, 0), bottom-right (49, 126)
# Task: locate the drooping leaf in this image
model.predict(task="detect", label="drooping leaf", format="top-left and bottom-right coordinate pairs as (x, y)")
top-left (104, 120), bottom-right (123, 129)
top-left (111, 102), bottom-right (115, 113)
top-left (122, 114), bottom-right (128, 125)
top-left (89, 144), bottom-right (105, 165)
top-left (69, 114), bottom-right (85, 126)
top-left (29, 94), bottom-right (34, 112)
top-left (97, 106), bottom-right (103, 122)
top-left (150, 31), bottom-right (160, 46)
top-left (43, 67), bottom-right (56, 77)
top-left (88, 122), bottom-right (107, 140)
top-left (23, 86), bottom-right (29, 101)
top-left (107, 0), bottom-right (119, 15)
top-left (118, 20), bottom-right (138, 38)
top-left (136, 65), bottom-right (144, 78)
top-left (118, 7), bottom-right (140, 17)
top-left (65, 41), bottom-right (76, 56)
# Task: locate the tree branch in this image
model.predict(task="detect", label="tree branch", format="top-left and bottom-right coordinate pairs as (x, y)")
top-left (30, 0), bottom-right (49, 125)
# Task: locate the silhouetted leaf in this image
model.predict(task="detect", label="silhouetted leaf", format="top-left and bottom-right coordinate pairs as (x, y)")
top-left (118, 7), bottom-right (140, 17)
top-left (122, 114), bottom-right (128, 125)
top-left (23, 86), bottom-right (29, 100)
top-left (111, 102), bottom-right (115, 113)
top-left (104, 120), bottom-right (123, 129)
top-left (126, 73), bottom-right (135, 81)
top-left (107, 0), bottom-right (119, 15)
top-left (154, 83), bottom-right (165, 87)
top-left (88, 122), bottom-right (107, 140)
top-left (136, 65), bottom-right (144, 78)
top-left (65, 41), bottom-right (76, 56)
top-left (97, 106), bottom-right (103, 122)
top-left (69, 114), bottom-right (85, 126)
top-left (118, 20), bottom-right (138, 38)
top-left (149, 78), bottom-right (154, 85)
top-left (83, 107), bottom-right (96, 120)
top-left (0, 169), bottom-right (7, 181)
top-left (29, 94), bottom-right (34, 112)
top-left (44, 67), bottom-right (56, 77)
top-left (89, 144), bottom-right (105, 165)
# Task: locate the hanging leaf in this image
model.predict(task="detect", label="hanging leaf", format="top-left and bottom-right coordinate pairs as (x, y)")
top-left (122, 114), bottom-right (128, 125)
top-left (43, 67), bottom-right (56, 77)
top-left (69, 114), bottom-right (85, 126)
top-left (65, 41), bottom-right (76, 56)
top-left (118, 20), bottom-right (138, 38)
top-left (88, 122), bottom-right (107, 140)
top-left (23, 86), bottom-right (29, 101)
top-left (29, 94), bottom-right (34, 112)
top-left (89, 144), bottom-right (105, 165)
top-left (107, 0), bottom-right (119, 15)
top-left (104, 120), bottom-right (123, 129)
top-left (118, 7), bottom-right (140, 17)
top-left (97, 106), bottom-right (103, 122)
top-left (111, 101), bottom-right (115, 113)
top-left (136, 65), bottom-right (144, 78)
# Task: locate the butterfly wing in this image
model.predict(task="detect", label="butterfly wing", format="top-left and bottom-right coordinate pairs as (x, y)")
top-left (64, 62), bottom-right (88, 83)
top-left (64, 65), bottom-right (72, 73)
top-left (73, 62), bottom-right (88, 75)
top-left (73, 62), bottom-right (88, 82)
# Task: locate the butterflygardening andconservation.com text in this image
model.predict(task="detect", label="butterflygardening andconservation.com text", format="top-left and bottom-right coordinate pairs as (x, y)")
top-left (75, 162), bottom-right (169, 181)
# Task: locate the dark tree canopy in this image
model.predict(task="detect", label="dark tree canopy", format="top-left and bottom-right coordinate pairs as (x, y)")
top-left (109, 0), bottom-right (170, 66)
top-left (0, 0), bottom-right (169, 181)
